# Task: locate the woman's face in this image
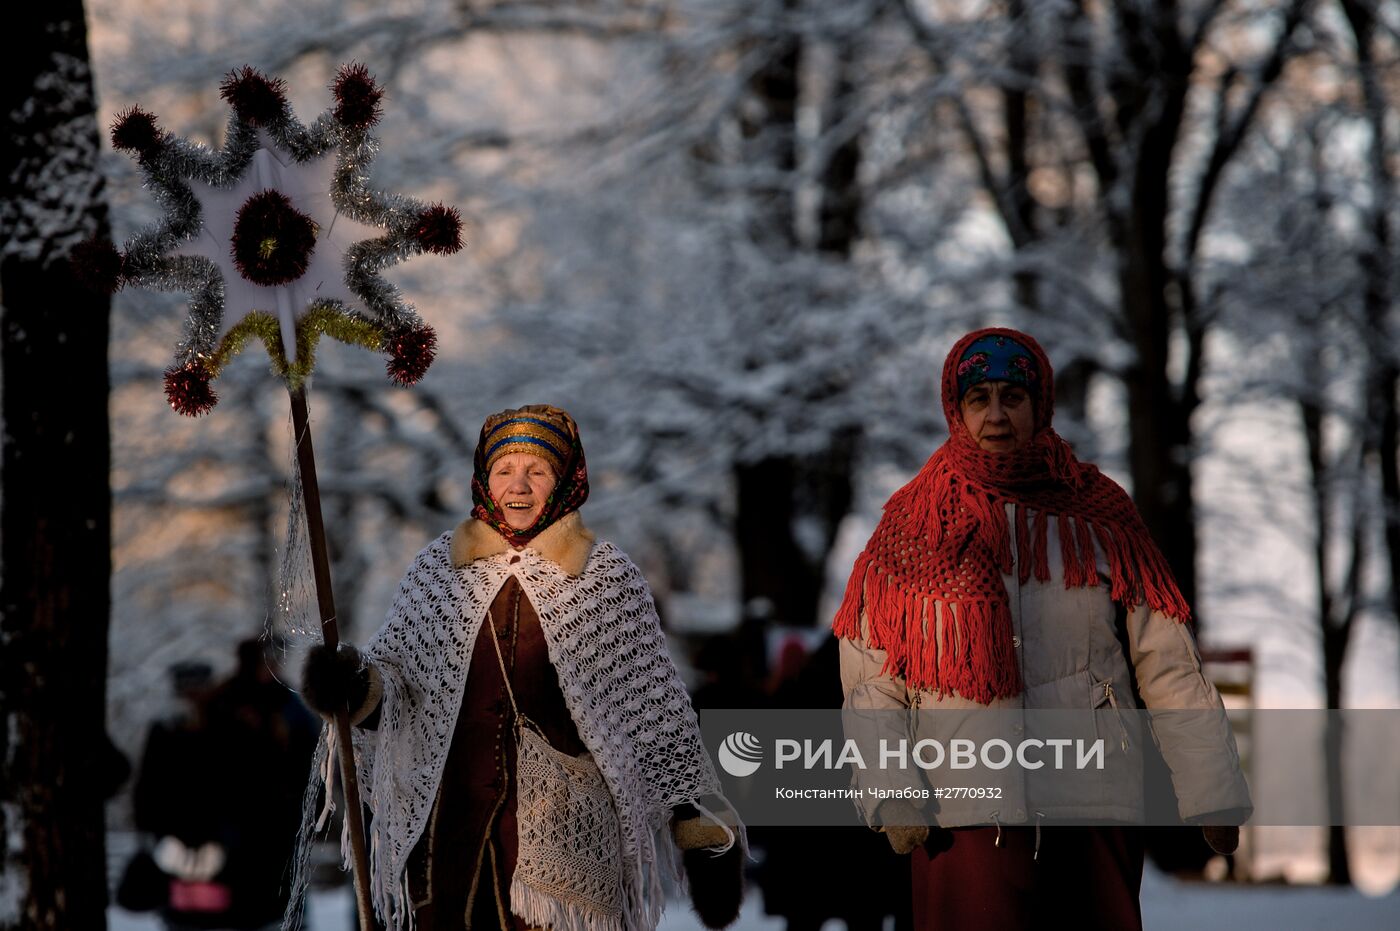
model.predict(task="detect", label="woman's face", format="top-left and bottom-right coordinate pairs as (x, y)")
top-left (488, 453), bottom-right (558, 530)
top-left (960, 380), bottom-right (1034, 453)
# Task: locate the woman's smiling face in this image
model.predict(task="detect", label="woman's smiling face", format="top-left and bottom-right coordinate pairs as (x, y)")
top-left (488, 452), bottom-right (557, 530)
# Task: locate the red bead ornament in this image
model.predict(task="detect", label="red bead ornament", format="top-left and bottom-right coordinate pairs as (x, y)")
top-left (164, 363), bottom-right (218, 416)
top-left (385, 325), bottom-right (437, 386)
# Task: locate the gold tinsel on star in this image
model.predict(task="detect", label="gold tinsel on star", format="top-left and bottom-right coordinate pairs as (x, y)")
top-left (208, 303), bottom-right (389, 389)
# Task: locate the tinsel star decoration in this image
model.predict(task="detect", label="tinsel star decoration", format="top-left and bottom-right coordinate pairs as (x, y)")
top-left (82, 63), bottom-right (463, 415)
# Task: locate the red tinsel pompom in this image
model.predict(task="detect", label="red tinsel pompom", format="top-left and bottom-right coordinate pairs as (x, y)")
top-left (332, 62), bottom-right (384, 129)
top-left (164, 364), bottom-right (218, 417)
top-left (231, 190), bottom-right (318, 286)
top-left (385, 325), bottom-right (437, 386)
top-left (219, 66), bottom-right (288, 127)
top-left (69, 238), bottom-right (125, 294)
top-left (110, 106), bottom-right (166, 159)
top-left (413, 204), bottom-right (463, 255)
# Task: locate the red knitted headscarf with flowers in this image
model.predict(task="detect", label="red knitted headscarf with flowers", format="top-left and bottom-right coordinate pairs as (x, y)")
top-left (832, 327), bottom-right (1190, 704)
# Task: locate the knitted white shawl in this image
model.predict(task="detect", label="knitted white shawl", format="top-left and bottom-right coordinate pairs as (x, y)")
top-left (349, 529), bottom-right (733, 931)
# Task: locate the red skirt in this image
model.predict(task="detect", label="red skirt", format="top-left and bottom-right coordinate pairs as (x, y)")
top-left (911, 826), bottom-right (1143, 931)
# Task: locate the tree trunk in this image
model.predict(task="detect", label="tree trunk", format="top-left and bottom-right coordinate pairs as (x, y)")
top-left (737, 2), bottom-right (800, 252)
top-left (730, 10), bottom-right (863, 636)
top-left (1379, 370), bottom-right (1400, 656)
top-left (1322, 630), bottom-right (1352, 885)
top-left (1340, 0), bottom-right (1400, 669)
top-left (0, 4), bottom-right (113, 928)
top-left (1322, 616), bottom-right (1351, 884)
top-left (1120, 249), bottom-right (1201, 624)
top-left (1304, 388), bottom-right (1352, 884)
top-left (1106, 5), bottom-right (1214, 875)
top-left (735, 456), bottom-right (818, 628)
top-left (1116, 9), bottom-right (1201, 626)
top-left (815, 40), bottom-right (862, 258)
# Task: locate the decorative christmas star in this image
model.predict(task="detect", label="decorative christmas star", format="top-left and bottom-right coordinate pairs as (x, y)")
top-left (87, 63), bottom-right (462, 415)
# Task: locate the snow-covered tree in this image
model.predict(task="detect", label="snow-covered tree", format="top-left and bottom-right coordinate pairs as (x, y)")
top-left (2, 3), bottom-right (114, 926)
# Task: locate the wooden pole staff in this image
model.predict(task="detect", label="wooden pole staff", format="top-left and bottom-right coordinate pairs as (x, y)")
top-left (288, 385), bottom-right (375, 931)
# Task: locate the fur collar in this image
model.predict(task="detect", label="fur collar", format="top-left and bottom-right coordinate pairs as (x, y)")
top-left (449, 511), bottom-right (596, 578)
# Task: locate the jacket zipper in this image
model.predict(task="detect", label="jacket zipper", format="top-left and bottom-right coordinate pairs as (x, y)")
top-left (1102, 681), bottom-right (1129, 751)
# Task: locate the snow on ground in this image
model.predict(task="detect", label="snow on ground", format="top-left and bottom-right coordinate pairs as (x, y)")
top-left (109, 862), bottom-right (1399, 931)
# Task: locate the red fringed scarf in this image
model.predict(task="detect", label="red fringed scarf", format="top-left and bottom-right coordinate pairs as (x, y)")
top-left (832, 327), bottom-right (1190, 704)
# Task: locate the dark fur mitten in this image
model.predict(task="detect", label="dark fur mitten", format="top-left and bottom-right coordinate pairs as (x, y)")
top-left (1193, 807), bottom-right (1248, 856)
top-left (301, 642), bottom-right (372, 718)
top-left (682, 842), bottom-right (744, 929)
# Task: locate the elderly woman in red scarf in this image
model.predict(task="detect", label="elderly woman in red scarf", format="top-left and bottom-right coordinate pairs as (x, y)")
top-left (302, 405), bottom-right (743, 931)
top-left (835, 329), bottom-right (1250, 930)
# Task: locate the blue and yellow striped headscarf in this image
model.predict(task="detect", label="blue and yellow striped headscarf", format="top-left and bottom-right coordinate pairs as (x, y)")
top-left (471, 404), bottom-right (589, 545)
top-left (481, 408), bottom-right (574, 475)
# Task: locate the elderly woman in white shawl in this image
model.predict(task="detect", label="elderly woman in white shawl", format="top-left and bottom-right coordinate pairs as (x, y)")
top-left (302, 405), bottom-right (743, 931)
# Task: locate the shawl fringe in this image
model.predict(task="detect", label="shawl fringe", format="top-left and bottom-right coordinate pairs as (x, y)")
top-left (834, 456), bottom-right (1192, 704)
top-left (509, 879), bottom-right (626, 931)
top-left (833, 551), bottom-right (1022, 705)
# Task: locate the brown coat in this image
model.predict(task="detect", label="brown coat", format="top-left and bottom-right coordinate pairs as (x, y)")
top-left (405, 515), bottom-right (594, 931)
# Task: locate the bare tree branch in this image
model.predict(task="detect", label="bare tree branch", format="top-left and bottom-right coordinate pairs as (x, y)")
top-left (1182, 0), bottom-right (1311, 266)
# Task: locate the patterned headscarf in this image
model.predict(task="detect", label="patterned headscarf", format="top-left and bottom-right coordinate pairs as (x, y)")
top-left (955, 333), bottom-right (1042, 399)
top-left (833, 327), bottom-right (1189, 704)
top-left (470, 404), bottom-right (589, 546)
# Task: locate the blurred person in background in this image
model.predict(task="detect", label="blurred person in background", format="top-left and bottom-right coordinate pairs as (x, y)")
top-left (131, 660), bottom-right (226, 928)
top-left (301, 404), bottom-right (744, 931)
top-left (756, 633), bottom-right (912, 931)
top-left (690, 634), bottom-right (769, 712)
top-left (835, 327), bottom-right (1251, 930)
top-left (205, 638), bottom-right (319, 927)
top-left (131, 643), bottom-right (317, 931)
